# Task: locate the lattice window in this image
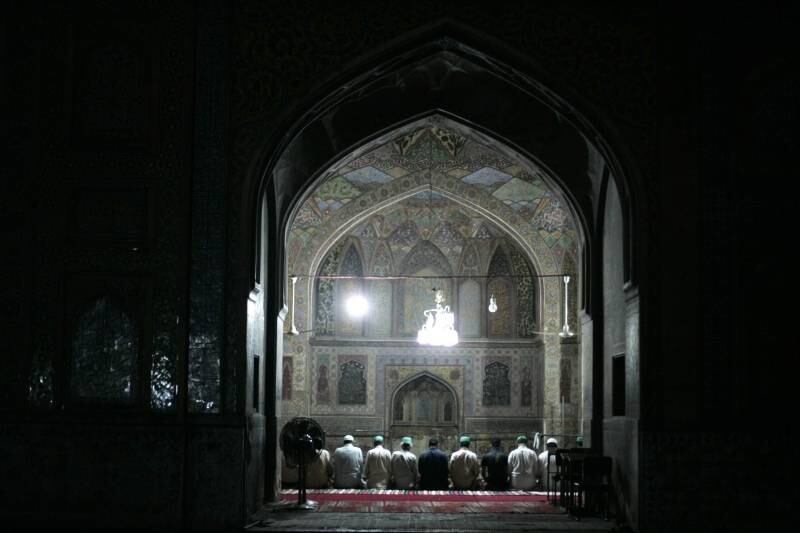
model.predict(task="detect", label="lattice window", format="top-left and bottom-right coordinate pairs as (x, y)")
top-left (483, 361), bottom-right (511, 406)
top-left (509, 245), bottom-right (537, 336)
top-left (316, 364), bottom-right (330, 404)
top-left (282, 357), bottom-right (293, 400)
top-left (315, 242), bottom-right (344, 336)
top-left (520, 366), bottom-right (533, 407)
top-left (338, 360), bottom-right (366, 405)
top-left (71, 297), bottom-right (138, 402)
top-left (560, 358), bottom-right (572, 405)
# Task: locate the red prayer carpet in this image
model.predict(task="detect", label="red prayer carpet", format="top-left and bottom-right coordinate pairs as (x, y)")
top-left (279, 489), bottom-right (562, 514)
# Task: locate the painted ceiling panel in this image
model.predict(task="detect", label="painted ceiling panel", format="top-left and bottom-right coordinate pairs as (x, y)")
top-left (492, 177), bottom-right (540, 201)
top-left (461, 167), bottom-right (514, 188)
top-left (314, 175), bottom-right (362, 202)
top-left (343, 166), bottom-right (394, 186)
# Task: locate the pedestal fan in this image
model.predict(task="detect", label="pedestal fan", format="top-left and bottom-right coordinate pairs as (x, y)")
top-left (279, 417), bottom-right (325, 510)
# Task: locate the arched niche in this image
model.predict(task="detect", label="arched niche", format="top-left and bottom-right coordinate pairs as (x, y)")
top-left (335, 241), bottom-right (366, 337)
top-left (389, 373), bottom-right (460, 451)
top-left (398, 240), bottom-right (454, 337)
top-left (457, 279), bottom-right (481, 338)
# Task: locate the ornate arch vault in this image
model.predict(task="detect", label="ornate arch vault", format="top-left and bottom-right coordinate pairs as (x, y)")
top-left (282, 115), bottom-right (583, 453)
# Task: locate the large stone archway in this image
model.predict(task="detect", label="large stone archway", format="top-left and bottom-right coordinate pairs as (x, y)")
top-left (243, 34), bottom-right (642, 526)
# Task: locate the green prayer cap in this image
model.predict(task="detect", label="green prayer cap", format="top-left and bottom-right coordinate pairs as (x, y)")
top-left (516, 435), bottom-right (528, 443)
top-left (373, 435), bottom-right (384, 443)
top-left (459, 435), bottom-right (471, 445)
top-left (401, 436), bottom-right (413, 445)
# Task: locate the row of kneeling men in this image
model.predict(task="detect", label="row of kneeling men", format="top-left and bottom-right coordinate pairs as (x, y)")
top-left (282, 434), bottom-right (562, 491)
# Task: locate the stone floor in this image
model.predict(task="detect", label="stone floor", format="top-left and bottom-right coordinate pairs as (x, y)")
top-left (247, 502), bottom-right (618, 532)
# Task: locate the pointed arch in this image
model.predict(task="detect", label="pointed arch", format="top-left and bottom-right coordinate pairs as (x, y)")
top-left (399, 240), bottom-right (453, 336)
top-left (390, 372), bottom-right (459, 425)
top-left (369, 240), bottom-right (394, 277)
top-left (339, 241), bottom-right (365, 277)
top-left (366, 240), bottom-right (394, 337)
top-left (458, 240), bottom-right (483, 337)
top-left (336, 240), bottom-right (366, 336)
top-left (458, 242), bottom-right (480, 276)
top-left (508, 243), bottom-right (537, 336)
top-left (487, 241), bottom-right (513, 278)
top-left (400, 239), bottom-right (452, 276)
top-left (487, 244), bottom-right (514, 337)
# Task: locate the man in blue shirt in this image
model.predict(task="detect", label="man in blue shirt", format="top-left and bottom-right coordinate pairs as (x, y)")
top-left (418, 438), bottom-right (450, 490)
top-left (481, 438), bottom-right (509, 490)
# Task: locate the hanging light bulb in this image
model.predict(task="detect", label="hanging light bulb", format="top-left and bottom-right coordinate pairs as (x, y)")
top-left (488, 293), bottom-right (498, 313)
top-left (345, 294), bottom-right (369, 318)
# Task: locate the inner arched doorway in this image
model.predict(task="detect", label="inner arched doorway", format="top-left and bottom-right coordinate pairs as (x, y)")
top-left (246, 34), bottom-right (642, 527)
top-left (389, 373), bottom-right (459, 452)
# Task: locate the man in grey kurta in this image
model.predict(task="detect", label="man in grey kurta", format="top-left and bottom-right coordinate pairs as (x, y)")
top-left (390, 436), bottom-right (418, 489)
top-left (363, 435), bottom-right (392, 489)
top-left (332, 435), bottom-right (364, 489)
